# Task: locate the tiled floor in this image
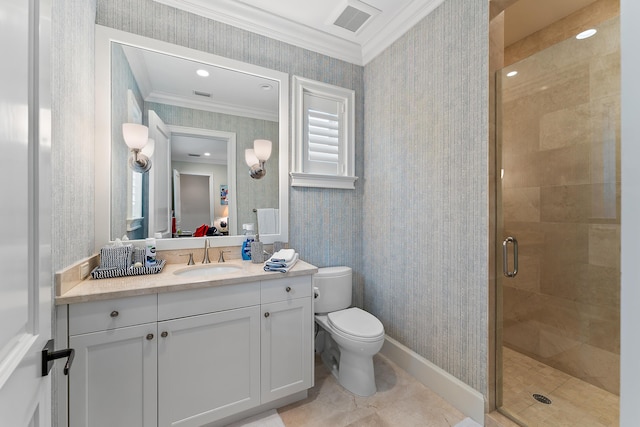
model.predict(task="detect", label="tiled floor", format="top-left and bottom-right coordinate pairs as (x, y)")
top-left (500, 347), bottom-right (619, 426)
top-left (278, 353), bottom-right (469, 426)
top-left (276, 347), bottom-right (619, 427)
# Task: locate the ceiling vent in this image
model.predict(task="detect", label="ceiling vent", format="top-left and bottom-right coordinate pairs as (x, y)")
top-left (333, 5), bottom-right (371, 33)
top-left (188, 153), bottom-right (201, 157)
top-left (193, 90), bottom-right (211, 98)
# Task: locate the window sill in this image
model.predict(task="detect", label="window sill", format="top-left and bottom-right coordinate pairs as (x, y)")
top-left (290, 172), bottom-right (358, 190)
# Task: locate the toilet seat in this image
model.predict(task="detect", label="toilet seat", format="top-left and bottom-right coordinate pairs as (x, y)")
top-left (328, 308), bottom-right (384, 342)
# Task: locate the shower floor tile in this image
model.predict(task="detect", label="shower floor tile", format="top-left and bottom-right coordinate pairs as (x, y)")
top-left (501, 347), bottom-right (619, 426)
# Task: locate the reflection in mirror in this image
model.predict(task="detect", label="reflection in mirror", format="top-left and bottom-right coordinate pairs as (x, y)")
top-left (95, 25), bottom-right (289, 250)
top-left (169, 126), bottom-right (237, 237)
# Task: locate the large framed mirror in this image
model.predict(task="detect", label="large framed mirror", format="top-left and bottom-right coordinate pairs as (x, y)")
top-left (95, 25), bottom-right (289, 251)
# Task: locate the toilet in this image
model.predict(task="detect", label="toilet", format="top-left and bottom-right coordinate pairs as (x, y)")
top-left (313, 266), bottom-right (385, 397)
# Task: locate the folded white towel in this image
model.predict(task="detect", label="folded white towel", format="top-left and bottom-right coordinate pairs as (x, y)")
top-left (264, 253), bottom-right (299, 273)
top-left (270, 249), bottom-right (296, 263)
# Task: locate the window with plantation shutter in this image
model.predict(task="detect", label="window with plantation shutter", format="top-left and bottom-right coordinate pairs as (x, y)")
top-left (291, 76), bottom-right (357, 189)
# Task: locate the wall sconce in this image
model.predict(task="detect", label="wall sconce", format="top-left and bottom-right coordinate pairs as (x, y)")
top-left (123, 123), bottom-right (152, 173)
top-left (245, 139), bottom-right (272, 179)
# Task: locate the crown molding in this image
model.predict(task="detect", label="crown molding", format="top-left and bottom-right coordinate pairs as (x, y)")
top-left (154, 0), bottom-right (364, 65)
top-left (153, 0), bottom-right (444, 66)
top-left (361, 0), bottom-right (445, 64)
top-left (145, 90), bottom-right (278, 122)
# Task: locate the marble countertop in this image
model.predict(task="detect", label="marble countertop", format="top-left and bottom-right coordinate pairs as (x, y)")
top-left (56, 259), bottom-right (318, 305)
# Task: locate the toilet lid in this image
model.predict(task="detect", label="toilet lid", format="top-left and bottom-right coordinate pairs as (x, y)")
top-left (328, 307), bottom-right (384, 339)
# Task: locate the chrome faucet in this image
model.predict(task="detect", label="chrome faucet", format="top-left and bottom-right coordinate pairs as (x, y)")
top-left (218, 249), bottom-right (229, 263)
top-left (202, 239), bottom-right (211, 264)
top-left (180, 253), bottom-right (195, 265)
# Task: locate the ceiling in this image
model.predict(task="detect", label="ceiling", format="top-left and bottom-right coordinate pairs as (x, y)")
top-left (122, 44), bottom-right (279, 122)
top-left (171, 134), bottom-right (228, 165)
top-left (154, 0), bottom-right (602, 65)
top-left (504, 0), bottom-right (599, 46)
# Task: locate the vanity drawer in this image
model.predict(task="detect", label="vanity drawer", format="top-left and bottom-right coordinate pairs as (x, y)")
top-left (68, 294), bottom-right (157, 336)
top-left (261, 276), bottom-right (312, 304)
top-left (158, 282), bottom-right (260, 321)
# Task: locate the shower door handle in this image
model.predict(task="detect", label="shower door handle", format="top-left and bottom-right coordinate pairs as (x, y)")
top-left (502, 237), bottom-right (518, 278)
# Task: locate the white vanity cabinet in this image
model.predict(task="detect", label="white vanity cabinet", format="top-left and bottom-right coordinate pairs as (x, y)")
top-left (64, 274), bottom-right (313, 427)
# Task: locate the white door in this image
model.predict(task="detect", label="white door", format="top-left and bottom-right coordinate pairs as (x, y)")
top-left (0, 0), bottom-right (53, 425)
top-left (148, 110), bottom-right (172, 238)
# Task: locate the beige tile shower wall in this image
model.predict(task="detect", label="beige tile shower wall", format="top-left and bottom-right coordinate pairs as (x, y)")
top-left (364, 0), bottom-right (489, 394)
top-left (96, 0), bottom-right (365, 305)
top-left (500, 17), bottom-right (620, 394)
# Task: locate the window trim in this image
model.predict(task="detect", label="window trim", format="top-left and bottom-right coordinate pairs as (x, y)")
top-left (291, 76), bottom-right (357, 189)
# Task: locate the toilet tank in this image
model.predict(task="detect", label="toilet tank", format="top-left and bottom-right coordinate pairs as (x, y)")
top-left (313, 266), bottom-right (352, 314)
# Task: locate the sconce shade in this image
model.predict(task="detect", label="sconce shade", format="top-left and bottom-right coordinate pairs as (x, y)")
top-left (122, 123), bottom-right (149, 150)
top-left (253, 139), bottom-right (272, 161)
top-left (141, 138), bottom-right (155, 157)
top-left (245, 149), bottom-right (259, 167)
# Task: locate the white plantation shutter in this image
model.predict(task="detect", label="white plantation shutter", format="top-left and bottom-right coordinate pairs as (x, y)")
top-left (292, 76), bottom-right (357, 189)
top-left (304, 93), bottom-right (342, 175)
top-left (308, 109), bottom-right (339, 163)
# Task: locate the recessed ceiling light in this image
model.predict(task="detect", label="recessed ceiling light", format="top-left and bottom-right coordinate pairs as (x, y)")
top-left (576, 29), bottom-right (597, 40)
top-left (196, 69), bottom-right (210, 77)
top-left (506, 71), bottom-right (518, 77)
top-left (204, 152), bottom-right (211, 156)
top-left (259, 83), bottom-right (273, 91)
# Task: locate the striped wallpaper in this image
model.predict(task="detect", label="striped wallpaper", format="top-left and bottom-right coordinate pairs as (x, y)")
top-left (363, 0), bottom-right (489, 393)
top-left (52, 0), bottom-right (97, 271)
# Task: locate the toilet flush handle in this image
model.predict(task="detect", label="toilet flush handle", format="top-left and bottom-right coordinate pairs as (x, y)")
top-left (313, 287), bottom-right (320, 299)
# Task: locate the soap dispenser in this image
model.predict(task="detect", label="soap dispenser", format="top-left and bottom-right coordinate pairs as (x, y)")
top-left (241, 223), bottom-right (255, 260)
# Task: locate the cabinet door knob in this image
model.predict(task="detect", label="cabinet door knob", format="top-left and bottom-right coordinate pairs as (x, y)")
top-left (146, 334), bottom-right (154, 340)
top-left (161, 331), bottom-right (168, 338)
top-left (264, 312), bottom-right (270, 318)
top-left (285, 286), bottom-right (291, 292)
top-left (110, 310), bottom-right (119, 318)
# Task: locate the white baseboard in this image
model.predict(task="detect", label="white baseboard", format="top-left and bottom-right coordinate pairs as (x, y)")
top-left (380, 336), bottom-right (486, 426)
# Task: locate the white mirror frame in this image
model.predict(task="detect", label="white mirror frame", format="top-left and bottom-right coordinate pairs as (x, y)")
top-left (95, 25), bottom-right (289, 251)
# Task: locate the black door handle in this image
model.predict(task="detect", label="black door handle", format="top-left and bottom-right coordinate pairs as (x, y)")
top-left (42, 339), bottom-right (75, 376)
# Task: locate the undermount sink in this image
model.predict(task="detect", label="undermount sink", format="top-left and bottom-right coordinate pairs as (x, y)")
top-left (173, 264), bottom-right (243, 277)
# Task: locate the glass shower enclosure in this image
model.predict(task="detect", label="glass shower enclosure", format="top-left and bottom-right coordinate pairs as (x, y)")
top-left (496, 16), bottom-right (620, 426)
